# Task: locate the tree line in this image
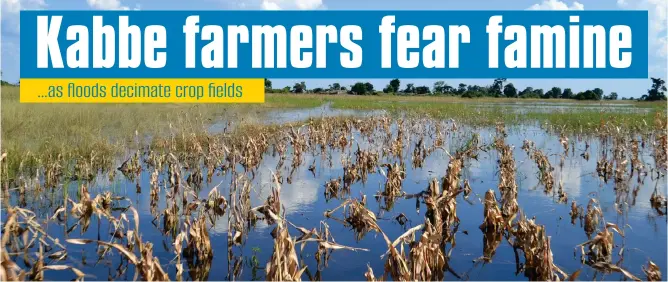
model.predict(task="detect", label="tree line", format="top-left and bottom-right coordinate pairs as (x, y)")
top-left (265, 77), bottom-right (667, 101)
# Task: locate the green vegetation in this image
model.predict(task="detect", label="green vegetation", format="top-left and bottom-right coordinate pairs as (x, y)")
top-left (0, 86), bottom-right (318, 178)
top-left (324, 94), bottom-right (664, 130)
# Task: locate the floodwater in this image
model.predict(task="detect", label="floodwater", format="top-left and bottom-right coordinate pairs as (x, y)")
top-left (2, 106), bottom-right (666, 281)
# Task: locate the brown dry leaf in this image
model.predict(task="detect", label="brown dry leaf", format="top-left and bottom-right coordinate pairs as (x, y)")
top-left (643, 260), bottom-right (662, 281)
top-left (591, 262), bottom-right (640, 281)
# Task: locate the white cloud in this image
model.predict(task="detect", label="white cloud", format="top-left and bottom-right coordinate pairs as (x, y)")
top-left (528, 0), bottom-right (584, 10)
top-left (617, 0), bottom-right (667, 59)
top-left (295, 0), bottom-right (322, 10)
top-left (258, 0), bottom-right (323, 10)
top-left (86, 0), bottom-right (139, 10)
top-left (1, 0), bottom-right (46, 33)
top-left (261, 0), bottom-right (281, 10)
top-left (647, 0), bottom-right (667, 58)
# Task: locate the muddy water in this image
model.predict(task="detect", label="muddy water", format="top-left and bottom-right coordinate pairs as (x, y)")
top-left (3, 109), bottom-right (666, 281)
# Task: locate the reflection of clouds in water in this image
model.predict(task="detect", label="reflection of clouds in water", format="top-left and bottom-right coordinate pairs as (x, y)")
top-left (515, 155), bottom-right (539, 192)
top-left (210, 153), bottom-right (322, 234)
top-left (257, 156), bottom-right (320, 215)
top-left (556, 163), bottom-right (583, 198)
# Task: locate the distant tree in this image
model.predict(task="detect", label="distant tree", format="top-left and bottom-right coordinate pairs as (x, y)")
top-left (561, 88), bottom-right (574, 99)
top-left (383, 85), bottom-right (392, 93)
top-left (281, 86), bottom-right (291, 93)
top-left (503, 83), bottom-right (518, 98)
top-left (457, 83), bottom-right (467, 95)
top-left (403, 83), bottom-right (416, 94)
top-left (592, 88), bottom-right (604, 100)
top-left (461, 85), bottom-right (487, 98)
top-left (351, 82), bottom-right (368, 95)
top-left (574, 90), bottom-right (599, 100)
top-left (491, 78), bottom-right (506, 97)
top-left (340, 86), bottom-right (347, 91)
top-left (519, 87), bottom-right (542, 98)
top-left (415, 85), bottom-right (431, 94)
top-left (547, 87), bottom-right (561, 99)
top-left (519, 87), bottom-right (534, 98)
top-left (389, 79), bottom-right (401, 93)
top-left (604, 92), bottom-right (618, 100)
top-left (642, 77), bottom-right (667, 101)
top-left (443, 84), bottom-right (454, 94)
top-left (312, 87), bottom-right (324, 93)
top-left (331, 83), bottom-right (341, 91)
top-left (264, 78), bottom-right (272, 90)
top-left (364, 82), bottom-right (374, 93)
top-left (533, 88), bottom-right (544, 98)
top-left (383, 84), bottom-right (393, 93)
top-left (292, 82), bottom-right (307, 93)
top-left (433, 81), bottom-right (446, 94)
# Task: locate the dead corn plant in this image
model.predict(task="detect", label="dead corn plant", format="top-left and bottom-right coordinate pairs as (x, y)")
top-left (411, 137), bottom-right (428, 168)
top-left (265, 214), bottom-right (306, 281)
top-left (569, 200), bottom-right (583, 225)
top-left (67, 207), bottom-right (170, 281)
top-left (577, 222), bottom-right (625, 264)
top-left (559, 133), bottom-right (569, 155)
top-left (531, 149), bottom-right (555, 192)
top-left (355, 146), bottom-right (379, 182)
top-left (325, 196), bottom-right (382, 241)
top-left (254, 173), bottom-right (282, 225)
top-left (653, 111), bottom-right (667, 172)
top-left (183, 214), bottom-right (213, 278)
top-left (290, 221), bottom-right (368, 272)
top-left (424, 178), bottom-right (460, 245)
top-left (405, 219), bottom-right (448, 281)
top-left (342, 159), bottom-right (361, 190)
top-left (584, 199), bottom-right (602, 237)
top-left (557, 180), bottom-right (568, 203)
top-left (495, 133), bottom-right (519, 225)
top-left (2, 205), bottom-right (76, 281)
top-left (510, 213), bottom-right (567, 281)
top-left (324, 177), bottom-right (344, 201)
top-left (480, 190), bottom-right (504, 233)
top-left (379, 163), bottom-right (406, 206)
top-left (643, 260), bottom-right (662, 281)
top-left (650, 187), bottom-right (667, 215)
top-left (118, 151), bottom-right (142, 180)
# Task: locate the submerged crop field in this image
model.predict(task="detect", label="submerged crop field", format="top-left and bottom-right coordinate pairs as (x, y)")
top-left (1, 86), bottom-right (667, 281)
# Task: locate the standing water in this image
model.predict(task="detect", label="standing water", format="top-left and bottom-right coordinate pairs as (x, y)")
top-left (2, 109), bottom-right (666, 281)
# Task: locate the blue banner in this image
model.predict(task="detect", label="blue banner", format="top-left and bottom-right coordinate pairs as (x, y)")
top-left (20, 10), bottom-right (648, 79)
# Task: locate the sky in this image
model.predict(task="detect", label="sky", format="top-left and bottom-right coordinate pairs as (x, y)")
top-left (1, 0), bottom-right (666, 98)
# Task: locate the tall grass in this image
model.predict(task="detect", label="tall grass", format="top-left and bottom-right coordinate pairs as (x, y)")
top-left (0, 87), bottom-right (321, 178)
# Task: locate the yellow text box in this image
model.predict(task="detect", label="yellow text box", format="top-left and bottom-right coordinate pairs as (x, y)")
top-left (20, 78), bottom-right (265, 103)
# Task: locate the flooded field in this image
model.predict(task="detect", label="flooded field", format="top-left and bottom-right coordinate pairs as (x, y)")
top-left (1, 104), bottom-right (667, 281)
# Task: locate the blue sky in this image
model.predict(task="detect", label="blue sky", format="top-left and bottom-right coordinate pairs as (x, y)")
top-left (1, 0), bottom-right (666, 98)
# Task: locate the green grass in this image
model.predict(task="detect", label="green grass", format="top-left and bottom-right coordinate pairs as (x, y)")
top-left (318, 93), bottom-right (664, 130)
top-left (0, 87), bottom-right (325, 179)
